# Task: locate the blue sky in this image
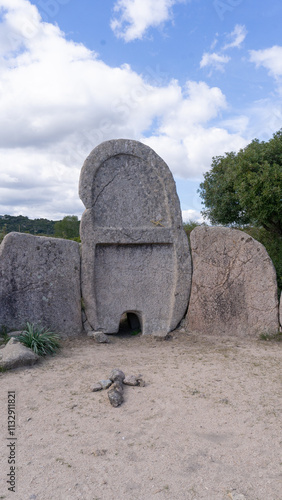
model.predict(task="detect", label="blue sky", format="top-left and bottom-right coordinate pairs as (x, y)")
top-left (0, 0), bottom-right (281, 221)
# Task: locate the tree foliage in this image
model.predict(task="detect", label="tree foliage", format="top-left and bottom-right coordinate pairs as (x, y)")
top-left (198, 130), bottom-right (282, 236)
top-left (0, 214), bottom-right (80, 243)
top-left (0, 215), bottom-right (56, 236)
top-left (54, 215), bottom-right (80, 240)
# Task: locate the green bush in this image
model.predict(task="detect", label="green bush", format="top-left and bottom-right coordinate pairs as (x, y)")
top-left (183, 220), bottom-right (206, 249)
top-left (18, 322), bottom-right (61, 356)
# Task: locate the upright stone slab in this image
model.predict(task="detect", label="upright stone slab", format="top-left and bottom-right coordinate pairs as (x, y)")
top-left (79, 139), bottom-right (191, 336)
top-left (0, 233), bottom-right (82, 337)
top-left (186, 226), bottom-right (279, 337)
top-left (279, 292), bottom-right (282, 332)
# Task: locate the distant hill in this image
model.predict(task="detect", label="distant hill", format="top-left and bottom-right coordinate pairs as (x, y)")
top-left (0, 215), bottom-right (56, 236)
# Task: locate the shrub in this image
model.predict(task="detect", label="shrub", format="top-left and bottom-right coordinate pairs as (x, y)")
top-left (18, 322), bottom-right (61, 356)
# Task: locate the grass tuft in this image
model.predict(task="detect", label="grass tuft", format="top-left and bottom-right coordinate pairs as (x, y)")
top-left (259, 331), bottom-right (282, 342)
top-left (18, 322), bottom-right (61, 356)
top-left (0, 325), bottom-right (10, 346)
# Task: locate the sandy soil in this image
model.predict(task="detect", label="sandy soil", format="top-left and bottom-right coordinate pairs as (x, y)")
top-left (0, 329), bottom-right (281, 500)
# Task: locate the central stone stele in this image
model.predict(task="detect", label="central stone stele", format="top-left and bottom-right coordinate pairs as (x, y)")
top-left (79, 139), bottom-right (191, 337)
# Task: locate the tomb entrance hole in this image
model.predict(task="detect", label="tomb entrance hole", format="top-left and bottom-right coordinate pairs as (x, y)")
top-left (117, 311), bottom-right (142, 336)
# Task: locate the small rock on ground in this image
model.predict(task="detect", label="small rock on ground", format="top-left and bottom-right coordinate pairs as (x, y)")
top-left (87, 331), bottom-right (110, 343)
top-left (136, 377), bottom-right (146, 387)
top-left (99, 379), bottom-right (112, 390)
top-left (108, 387), bottom-right (124, 407)
top-left (123, 375), bottom-right (138, 386)
top-left (0, 338), bottom-right (40, 370)
top-left (228, 492), bottom-right (247, 500)
top-left (91, 383), bottom-right (102, 392)
top-left (109, 369), bottom-right (125, 382)
top-left (112, 381), bottom-right (124, 393)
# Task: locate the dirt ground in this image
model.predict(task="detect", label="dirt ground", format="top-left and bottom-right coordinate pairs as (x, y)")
top-left (0, 328), bottom-right (281, 500)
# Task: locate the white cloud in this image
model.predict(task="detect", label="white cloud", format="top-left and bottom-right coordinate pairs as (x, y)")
top-left (143, 127), bottom-right (246, 179)
top-left (223, 24), bottom-right (247, 50)
top-left (0, 0), bottom-right (248, 219)
top-left (182, 209), bottom-right (204, 223)
top-left (111, 0), bottom-right (184, 42)
top-left (249, 45), bottom-right (282, 78)
top-left (200, 25), bottom-right (247, 73)
top-left (200, 52), bottom-right (230, 71)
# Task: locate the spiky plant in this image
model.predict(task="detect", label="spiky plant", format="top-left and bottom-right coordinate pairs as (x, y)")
top-left (18, 322), bottom-right (61, 356)
top-left (0, 325), bottom-right (10, 346)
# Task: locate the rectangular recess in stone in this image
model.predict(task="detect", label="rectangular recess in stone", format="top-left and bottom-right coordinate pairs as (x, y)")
top-left (94, 243), bottom-right (175, 335)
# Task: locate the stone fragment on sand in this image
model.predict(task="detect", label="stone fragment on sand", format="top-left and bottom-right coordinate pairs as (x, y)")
top-left (109, 369), bottom-right (125, 382)
top-left (153, 333), bottom-right (172, 341)
top-left (0, 338), bottom-right (39, 370)
top-left (112, 380), bottom-right (124, 393)
top-left (87, 331), bottom-right (110, 343)
top-left (108, 386), bottom-right (124, 407)
top-left (91, 383), bottom-right (102, 392)
top-left (92, 449), bottom-right (107, 456)
top-left (186, 226), bottom-right (279, 337)
top-left (228, 492), bottom-right (246, 500)
top-left (123, 375), bottom-right (138, 386)
top-left (136, 377), bottom-right (146, 387)
top-left (99, 379), bottom-right (112, 390)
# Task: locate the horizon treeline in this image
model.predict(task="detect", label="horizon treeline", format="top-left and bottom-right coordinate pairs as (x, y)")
top-left (0, 214), bottom-right (80, 241)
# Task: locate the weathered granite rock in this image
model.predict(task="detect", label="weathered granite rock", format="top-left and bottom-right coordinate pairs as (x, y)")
top-left (99, 379), bottom-right (113, 390)
top-left (0, 233), bottom-right (82, 337)
top-left (87, 331), bottom-right (110, 343)
top-left (123, 375), bottom-right (138, 386)
top-left (79, 139), bottom-right (191, 337)
top-left (8, 331), bottom-right (23, 338)
top-left (112, 380), bottom-right (124, 393)
top-left (186, 227), bottom-right (279, 337)
top-left (229, 492), bottom-right (246, 500)
top-left (91, 383), bottom-right (102, 392)
top-left (279, 292), bottom-right (282, 331)
top-left (109, 369), bottom-right (125, 382)
top-left (136, 377), bottom-right (146, 387)
top-left (0, 338), bottom-right (39, 370)
top-left (108, 386), bottom-right (124, 407)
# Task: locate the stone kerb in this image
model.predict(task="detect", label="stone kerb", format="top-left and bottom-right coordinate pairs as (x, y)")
top-left (186, 226), bottom-right (279, 337)
top-left (0, 232), bottom-right (82, 337)
top-left (79, 139), bottom-right (192, 337)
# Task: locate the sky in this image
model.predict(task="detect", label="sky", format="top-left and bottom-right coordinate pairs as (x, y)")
top-left (0, 0), bottom-right (281, 222)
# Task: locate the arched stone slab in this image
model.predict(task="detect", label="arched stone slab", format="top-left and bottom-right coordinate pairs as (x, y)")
top-left (79, 139), bottom-right (192, 336)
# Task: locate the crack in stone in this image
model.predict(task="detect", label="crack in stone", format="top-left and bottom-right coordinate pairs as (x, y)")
top-left (92, 172), bottom-right (119, 208)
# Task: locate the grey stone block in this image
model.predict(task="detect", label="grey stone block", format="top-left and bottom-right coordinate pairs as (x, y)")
top-left (186, 226), bottom-right (279, 337)
top-left (79, 139), bottom-right (191, 337)
top-left (0, 233), bottom-right (82, 337)
top-left (0, 338), bottom-right (39, 370)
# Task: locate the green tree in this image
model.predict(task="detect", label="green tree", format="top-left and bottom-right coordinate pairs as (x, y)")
top-left (54, 216), bottom-right (80, 240)
top-left (198, 130), bottom-right (282, 236)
